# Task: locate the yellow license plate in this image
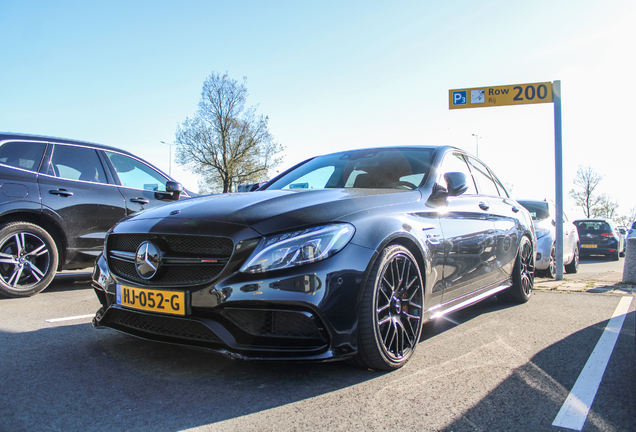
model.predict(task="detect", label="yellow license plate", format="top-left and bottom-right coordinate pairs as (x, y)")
top-left (116, 285), bottom-right (186, 316)
top-left (582, 244), bottom-right (597, 249)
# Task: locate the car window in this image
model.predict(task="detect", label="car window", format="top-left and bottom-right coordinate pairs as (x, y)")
top-left (466, 157), bottom-right (500, 196)
top-left (574, 221), bottom-right (611, 233)
top-left (0, 141), bottom-right (47, 172)
top-left (517, 201), bottom-right (549, 221)
top-left (437, 152), bottom-right (476, 194)
top-left (266, 148), bottom-right (433, 190)
top-left (106, 151), bottom-right (169, 192)
top-left (47, 144), bottom-right (108, 184)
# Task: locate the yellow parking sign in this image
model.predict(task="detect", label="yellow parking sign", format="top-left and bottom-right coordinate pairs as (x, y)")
top-left (449, 82), bottom-right (553, 109)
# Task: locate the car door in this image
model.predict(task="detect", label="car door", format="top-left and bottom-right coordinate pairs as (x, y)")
top-left (102, 150), bottom-right (181, 215)
top-left (38, 143), bottom-right (128, 266)
top-left (435, 152), bottom-right (499, 303)
top-left (465, 156), bottom-right (521, 282)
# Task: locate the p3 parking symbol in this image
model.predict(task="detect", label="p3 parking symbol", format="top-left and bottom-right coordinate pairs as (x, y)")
top-left (452, 91), bottom-right (467, 105)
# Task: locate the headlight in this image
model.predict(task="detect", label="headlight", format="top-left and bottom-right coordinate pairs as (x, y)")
top-left (535, 228), bottom-right (551, 240)
top-left (240, 224), bottom-right (355, 274)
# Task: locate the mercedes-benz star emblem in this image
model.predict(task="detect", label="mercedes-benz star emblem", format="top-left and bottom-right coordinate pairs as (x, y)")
top-left (135, 241), bottom-right (162, 279)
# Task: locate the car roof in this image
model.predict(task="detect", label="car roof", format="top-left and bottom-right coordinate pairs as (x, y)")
top-left (0, 132), bottom-right (138, 158)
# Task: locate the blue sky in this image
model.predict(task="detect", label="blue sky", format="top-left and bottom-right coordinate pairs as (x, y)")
top-left (2, 0), bottom-right (634, 219)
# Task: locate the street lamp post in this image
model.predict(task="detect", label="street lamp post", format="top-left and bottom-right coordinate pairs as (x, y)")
top-left (159, 141), bottom-right (173, 176)
top-left (471, 134), bottom-right (480, 157)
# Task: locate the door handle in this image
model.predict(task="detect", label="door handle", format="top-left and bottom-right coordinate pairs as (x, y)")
top-left (49, 189), bottom-right (73, 197)
top-left (130, 197), bottom-right (150, 205)
top-left (511, 206), bottom-right (520, 213)
top-left (478, 202), bottom-right (489, 211)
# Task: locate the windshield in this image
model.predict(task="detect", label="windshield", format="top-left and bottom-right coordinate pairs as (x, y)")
top-left (517, 201), bottom-right (550, 221)
top-left (265, 148), bottom-right (434, 191)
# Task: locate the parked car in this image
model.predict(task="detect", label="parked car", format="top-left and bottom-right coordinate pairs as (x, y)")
top-left (627, 222), bottom-right (636, 252)
top-left (517, 199), bottom-right (579, 278)
top-left (617, 226), bottom-right (628, 254)
top-left (573, 218), bottom-right (624, 261)
top-left (92, 145), bottom-right (535, 370)
top-left (0, 132), bottom-right (195, 297)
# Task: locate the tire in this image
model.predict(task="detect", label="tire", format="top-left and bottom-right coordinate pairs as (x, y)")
top-left (0, 222), bottom-right (59, 298)
top-left (564, 244), bottom-right (579, 274)
top-left (544, 246), bottom-right (556, 279)
top-left (352, 245), bottom-right (424, 371)
top-left (611, 251), bottom-right (619, 261)
top-left (500, 236), bottom-right (534, 304)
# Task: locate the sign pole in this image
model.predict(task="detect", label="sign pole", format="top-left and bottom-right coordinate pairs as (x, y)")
top-left (449, 80), bottom-right (564, 279)
top-left (553, 80), bottom-right (564, 280)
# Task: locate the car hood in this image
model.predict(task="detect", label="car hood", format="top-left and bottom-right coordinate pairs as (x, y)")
top-left (122, 188), bottom-right (422, 236)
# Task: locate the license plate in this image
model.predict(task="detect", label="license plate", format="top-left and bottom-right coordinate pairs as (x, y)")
top-left (116, 284), bottom-right (186, 316)
top-left (582, 244), bottom-right (597, 249)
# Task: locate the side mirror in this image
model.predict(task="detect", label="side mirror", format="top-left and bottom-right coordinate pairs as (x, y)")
top-left (165, 181), bottom-right (184, 200)
top-left (444, 172), bottom-right (469, 197)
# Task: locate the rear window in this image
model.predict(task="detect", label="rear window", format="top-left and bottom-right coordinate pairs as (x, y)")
top-left (518, 201), bottom-right (549, 221)
top-left (574, 221), bottom-right (611, 233)
top-left (0, 141), bottom-right (47, 172)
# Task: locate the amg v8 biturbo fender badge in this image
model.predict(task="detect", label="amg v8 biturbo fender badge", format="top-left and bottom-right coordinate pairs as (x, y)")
top-left (135, 241), bottom-right (162, 279)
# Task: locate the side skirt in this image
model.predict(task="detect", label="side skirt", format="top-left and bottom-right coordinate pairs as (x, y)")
top-left (427, 279), bottom-right (512, 320)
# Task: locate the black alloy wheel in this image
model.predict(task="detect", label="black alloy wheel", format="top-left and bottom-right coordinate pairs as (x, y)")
top-left (353, 245), bottom-right (424, 370)
top-left (0, 222), bottom-right (59, 297)
top-left (501, 236), bottom-right (534, 304)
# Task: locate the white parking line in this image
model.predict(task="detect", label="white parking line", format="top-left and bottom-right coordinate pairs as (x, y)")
top-left (552, 296), bottom-right (633, 431)
top-left (45, 314), bottom-right (95, 323)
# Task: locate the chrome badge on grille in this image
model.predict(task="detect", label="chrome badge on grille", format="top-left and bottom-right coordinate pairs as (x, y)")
top-left (135, 241), bottom-right (162, 279)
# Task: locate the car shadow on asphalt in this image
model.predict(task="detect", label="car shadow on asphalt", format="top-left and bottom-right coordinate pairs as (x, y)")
top-left (0, 291), bottom-right (521, 431)
top-left (45, 271), bottom-right (94, 293)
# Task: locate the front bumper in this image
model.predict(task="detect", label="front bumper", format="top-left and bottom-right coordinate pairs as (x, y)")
top-left (534, 235), bottom-right (554, 271)
top-left (92, 243), bottom-right (376, 361)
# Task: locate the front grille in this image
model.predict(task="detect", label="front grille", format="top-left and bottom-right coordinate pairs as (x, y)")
top-left (110, 234), bottom-right (234, 256)
top-left (110, 260), bottom-right (223, 285)
top-left (221, 308), bottom-right (324, 340)
top-left (107, 234), bottom-right (233, 286)
top-left (103, 308), bottom-right (222, 343)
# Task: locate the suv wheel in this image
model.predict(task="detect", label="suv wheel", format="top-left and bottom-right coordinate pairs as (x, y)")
top-left (0, 222), bottom-right (59, 297)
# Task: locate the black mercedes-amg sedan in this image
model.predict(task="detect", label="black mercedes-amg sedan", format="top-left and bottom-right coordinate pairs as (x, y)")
top-left (92, 146), bottom-right (535, 370)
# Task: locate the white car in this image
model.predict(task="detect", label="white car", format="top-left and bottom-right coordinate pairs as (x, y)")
top-left (517, 199), bottom-right (579, 278)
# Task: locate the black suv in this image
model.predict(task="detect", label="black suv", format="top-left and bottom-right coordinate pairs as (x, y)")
top-left (0, 133), bottom-right (194, 297)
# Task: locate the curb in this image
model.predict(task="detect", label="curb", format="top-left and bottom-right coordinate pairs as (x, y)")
top-left (534, 278), bottom-right (636, 295)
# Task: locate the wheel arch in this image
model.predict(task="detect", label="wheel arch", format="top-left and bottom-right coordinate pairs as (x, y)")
top-left (356, 231), bottom-right (430, 307)
top-left (0, 210), bottom-right (67, 270)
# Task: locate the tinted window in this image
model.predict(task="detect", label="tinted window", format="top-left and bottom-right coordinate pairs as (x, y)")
top-left (267, 148), bottom-right (433, 190)
top-left (48, 144), bottom-right (107, 183)
top-left (574, 221), bottom-right (611, 233)
top-left (0, 141), bottom-right (47, 172)
top-left (106, 151), bottom-right (169, 192)
top-left (437, 152), bottom-right (476, 194)
top-left (517, 201), bottom-right (550, 221)
top-left (467, 157), bottom-right (500, 196)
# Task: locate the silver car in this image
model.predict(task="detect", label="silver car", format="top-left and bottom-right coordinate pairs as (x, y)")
top-left (518, 199), bottom-right (579, 278)
top-left (628, 222), bottom-right (636, 238)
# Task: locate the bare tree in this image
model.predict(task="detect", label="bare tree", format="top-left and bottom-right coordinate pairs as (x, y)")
top-left (569, 165), bottom-right (604, 218)
top-left (595, 194), bottom-right (619, 219)
top-left (175, 72), bottom-right (284, 193)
